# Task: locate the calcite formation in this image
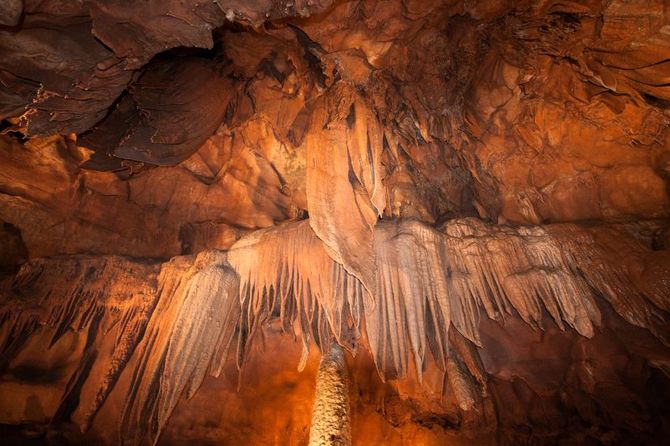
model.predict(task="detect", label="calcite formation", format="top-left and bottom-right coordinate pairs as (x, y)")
top-left (1, 219), bottom-right (669, 444)
top-left (0, 0), bottom-right (669, 445)
top-left (308, 344), bottom-right (351, 446)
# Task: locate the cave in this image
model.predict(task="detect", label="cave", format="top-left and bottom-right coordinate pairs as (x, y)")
top-left (1, 1), bottom-right (669, 445)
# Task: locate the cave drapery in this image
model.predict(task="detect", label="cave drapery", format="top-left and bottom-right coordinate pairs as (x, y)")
top-left (1, 1), bottom-right (670, 445)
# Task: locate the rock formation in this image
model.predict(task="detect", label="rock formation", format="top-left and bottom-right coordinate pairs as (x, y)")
top-left (308, 343), bottom-right (351, 446)
top-left (0, 0), bottom-right (669, 445)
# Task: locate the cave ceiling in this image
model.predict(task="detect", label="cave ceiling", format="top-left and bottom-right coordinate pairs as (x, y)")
top-left (0, 0), bottom-right (669, 445)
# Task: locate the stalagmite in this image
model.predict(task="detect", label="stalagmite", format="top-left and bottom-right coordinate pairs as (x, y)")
top-left (308, 344), bottom-right (351, 446)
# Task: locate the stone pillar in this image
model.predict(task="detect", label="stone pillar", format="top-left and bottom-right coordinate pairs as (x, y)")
top-left (308, 343), bottom-right (351, 446)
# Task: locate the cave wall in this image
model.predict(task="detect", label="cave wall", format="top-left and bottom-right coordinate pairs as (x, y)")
top-left (1, 0), bottom-right (668, 261)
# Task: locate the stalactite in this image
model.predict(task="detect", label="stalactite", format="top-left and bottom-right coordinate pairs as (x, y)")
top-left (442, 219), bottom-right (601, 343)
top-left (227, 216), bottom-right (667, 391)
top-left (308, 343), bottom-right (351, 446)
top-left (0, 256), bottom-right (160, 389)
top-left (545, 225), bottom-right (670, 344)
top-left (305, 84), bottom-right (386, 298)
top-left (1, 218), bottom-right (668, 445)
top-left (363, 218), bottom-right (667, 382)
top-left (367, 220), bottom-right (450, 381)
top-left (449, 328), bottom-right (486, 389)
top-left (119, 251), bottom-right (239, 446)
top-left (227, 220), bottom-right (365, 367)
top-left (445, 353), bottom-right (479, 412)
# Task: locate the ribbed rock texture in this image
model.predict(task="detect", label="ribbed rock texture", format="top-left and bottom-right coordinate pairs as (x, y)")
top-left (1, 219), bottom-right (669, 444)
top-left (1, 0), bottom-right (670, 444)
top-left (308, 343), bottom-right (351, 446)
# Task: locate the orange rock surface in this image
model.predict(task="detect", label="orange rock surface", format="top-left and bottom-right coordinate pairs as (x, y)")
top-left (1, 0), bottom-right (669, 445)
